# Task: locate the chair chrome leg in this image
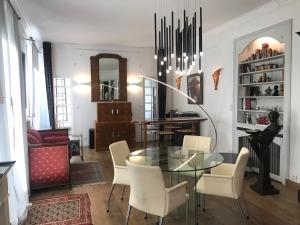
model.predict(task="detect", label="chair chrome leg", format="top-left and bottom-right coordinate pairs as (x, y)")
top-left (121, 185), bottom-right (126, 200)
top-left (186, 199), bottom-right (189, 225)
top-left (241, 193), bottom-right (250, 219)
top-left (235, 198), bottom-right (247, 225)
top-left (125, 205), bottom-right (132, 225)
top-left (158, 217), bottom-right (164, 225)
top-left (107, 184), bottom-right (115, 212)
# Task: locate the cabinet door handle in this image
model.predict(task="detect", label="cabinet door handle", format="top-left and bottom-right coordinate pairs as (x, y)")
top-left (112, 131), bottom-right (115, 138)
top-left (116, 109), bottom-right (119, 115)
top-left (118, 131), bottom-right (120, 138)
top-left (111, 109), bottom-right (114, 115)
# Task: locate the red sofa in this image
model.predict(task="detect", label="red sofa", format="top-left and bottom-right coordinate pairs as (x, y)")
top-left (27, 129), bottom-right (70, 190)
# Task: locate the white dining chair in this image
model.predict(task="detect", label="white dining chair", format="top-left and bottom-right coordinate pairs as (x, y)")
top-left (182, 135), bottom-right (212, 152)
top-left (125, 160), bottom-right (189, 225)
top-left (107, 140), bottom-right (130, 212)
top-left (178, 135), bottom-right (212, 178)
top-left (196, 147), bottom-right (250, 225)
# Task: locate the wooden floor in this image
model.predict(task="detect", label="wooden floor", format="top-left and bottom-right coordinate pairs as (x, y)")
top-left (30, 149), bottom-right (300, 225)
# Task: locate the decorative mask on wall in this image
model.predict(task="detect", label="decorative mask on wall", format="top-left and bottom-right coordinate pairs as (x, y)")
top-left (175, 75), bottom-right (183, 90)
top-left (212, 68), bottom-right (223, 90)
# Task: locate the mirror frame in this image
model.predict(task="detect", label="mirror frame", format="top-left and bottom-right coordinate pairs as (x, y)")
top-left (91, 53), bottom-right (127, 102)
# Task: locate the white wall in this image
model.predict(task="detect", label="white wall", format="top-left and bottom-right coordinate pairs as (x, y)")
top-left (171, 0), bottom-right (300, 183)
top-left (52, 44), bottom-right (156, 146)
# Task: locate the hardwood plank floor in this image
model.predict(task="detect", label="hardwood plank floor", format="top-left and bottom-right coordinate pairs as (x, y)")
top-left (29, 149), bottom-right (300, 225)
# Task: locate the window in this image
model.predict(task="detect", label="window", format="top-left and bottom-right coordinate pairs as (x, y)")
top-left (53, 78), bottom-right (72, 128)
top-left (144, 79), bottom-right (158, 120)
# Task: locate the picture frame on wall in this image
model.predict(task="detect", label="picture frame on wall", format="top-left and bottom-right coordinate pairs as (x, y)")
top-left (187, 73), bottom-right (203, 104)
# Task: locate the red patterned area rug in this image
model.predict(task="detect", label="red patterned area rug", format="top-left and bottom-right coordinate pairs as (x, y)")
top-left (25, 193), bottom-right (93, 225)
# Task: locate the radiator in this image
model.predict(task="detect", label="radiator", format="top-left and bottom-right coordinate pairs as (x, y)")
top-left (239, 136), bottom-right (280, 176)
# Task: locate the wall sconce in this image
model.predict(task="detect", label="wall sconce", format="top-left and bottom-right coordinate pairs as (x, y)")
top-left (73, 81), bottom-right (91, 96)
top-left (78, 81), bottom-right (91, 86)
top-left (127, 76), bottom-right (143, 94)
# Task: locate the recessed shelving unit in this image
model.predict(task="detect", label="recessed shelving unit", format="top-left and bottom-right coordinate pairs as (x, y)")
top-left (234, 21), bottom-right (291, 184)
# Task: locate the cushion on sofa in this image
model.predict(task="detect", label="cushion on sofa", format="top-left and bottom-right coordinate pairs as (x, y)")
top-left (27, 129), bottom-right (43, 143)
top-left (27, 133), bottom-right (42, 144)
top-left (40, 131), bottom-right (68, 138)
top-left (43, 136), bottom-right (69, 143)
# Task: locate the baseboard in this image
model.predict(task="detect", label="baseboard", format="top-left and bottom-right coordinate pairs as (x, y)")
top-left (286, 179), bottom-right (300, 190)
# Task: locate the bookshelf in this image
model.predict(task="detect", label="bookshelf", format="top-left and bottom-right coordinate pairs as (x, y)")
top-left (234, 21), bottom-right (291, 184)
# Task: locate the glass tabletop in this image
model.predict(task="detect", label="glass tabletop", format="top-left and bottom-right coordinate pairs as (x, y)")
top-left (128, 146), bottom-right (224, 172)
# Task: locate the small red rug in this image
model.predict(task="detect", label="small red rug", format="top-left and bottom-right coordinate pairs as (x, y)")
top-left (25, 193), bottom-right (93, 225)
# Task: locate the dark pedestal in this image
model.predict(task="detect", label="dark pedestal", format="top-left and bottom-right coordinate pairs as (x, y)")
top-left (246, 110), bottom-right (282, 196)
top-left (249, 148), bottom-right (280, 195)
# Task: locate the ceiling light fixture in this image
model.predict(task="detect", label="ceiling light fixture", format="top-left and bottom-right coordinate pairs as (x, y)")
top-left (154, 0), bottom-right (203, 76)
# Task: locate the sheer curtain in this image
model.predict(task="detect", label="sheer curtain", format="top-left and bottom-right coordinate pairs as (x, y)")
top-left (0, 0), bottom-right (30, 224)
top-left (26, 40), bottom-right (50, 129)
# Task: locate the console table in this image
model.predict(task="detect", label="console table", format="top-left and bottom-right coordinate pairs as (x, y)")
top-left (0, 161), bottom-right (15, 225)
top-left (141, 117), bottom-right (207, 147)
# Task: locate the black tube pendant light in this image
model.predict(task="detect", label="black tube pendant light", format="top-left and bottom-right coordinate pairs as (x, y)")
top-left (154, 13), bottom-right (157, 59)
top-left (154, 0), bottom-right (203, 76)
top-left (199, 7), bottom-right (203, 73)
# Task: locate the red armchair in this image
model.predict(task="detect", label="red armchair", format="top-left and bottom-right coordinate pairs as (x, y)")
top-left (27, 129), bottom-right (70, 190)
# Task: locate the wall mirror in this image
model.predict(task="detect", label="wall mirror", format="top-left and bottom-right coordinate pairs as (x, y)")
top-left (91, 53), bottom-right (127, 102)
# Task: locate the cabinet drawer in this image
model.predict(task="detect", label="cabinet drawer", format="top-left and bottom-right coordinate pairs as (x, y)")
top-left (95, 122), bottom-right (136, 151)
top-left (97, 102), bottom-right (132, 122)
top-left (95, 123), bottom-right (113, 151)
top-left (114, 102), bottom-right (132, 122)
top-left (97, 103), bottom-right (115, 122)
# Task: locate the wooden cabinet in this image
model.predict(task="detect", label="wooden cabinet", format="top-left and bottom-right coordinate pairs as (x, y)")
top-left (95, 102), bottom-right (135, 151)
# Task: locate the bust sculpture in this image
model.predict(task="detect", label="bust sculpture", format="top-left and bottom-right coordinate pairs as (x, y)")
top-left (246, 110), bottom-right (282, 195)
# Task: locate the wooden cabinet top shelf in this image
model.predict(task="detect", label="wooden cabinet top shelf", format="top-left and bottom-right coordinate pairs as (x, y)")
top-left (239, 67), bottom-right (284, 76)
top-left (239, 54), bottom-right (285, 65)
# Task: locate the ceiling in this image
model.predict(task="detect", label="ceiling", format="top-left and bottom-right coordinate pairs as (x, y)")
top-left (18, 0), bottom-right (274, 47)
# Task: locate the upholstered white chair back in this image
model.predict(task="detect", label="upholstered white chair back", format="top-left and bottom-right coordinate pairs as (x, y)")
top-left (232, 147), bottom-right (250, 198)
top-left (109, 140), bottom-right (130, 167)
top-left (126, 160), bottom-right (166, 217)
top-left (182, 135), bottom-right (212, 152)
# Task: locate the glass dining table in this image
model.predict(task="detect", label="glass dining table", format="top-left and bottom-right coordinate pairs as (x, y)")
top-left (128, 146), bottom-right (224, 225)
